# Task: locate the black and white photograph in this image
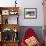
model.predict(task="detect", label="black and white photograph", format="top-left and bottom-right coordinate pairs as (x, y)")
top-left (24, 8), bottom-right (37, 19)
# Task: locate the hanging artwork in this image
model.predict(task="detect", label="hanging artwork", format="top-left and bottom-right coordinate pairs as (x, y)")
top-left (24, 8), bottom-right (37, 19)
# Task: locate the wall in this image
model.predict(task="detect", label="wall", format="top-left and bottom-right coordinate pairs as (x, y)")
top-left (19, 0), bottom-right (44, 26)
top-left (0, 0), bottom-right (44, 26)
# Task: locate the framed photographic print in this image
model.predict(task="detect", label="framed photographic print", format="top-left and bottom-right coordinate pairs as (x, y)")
top-left (2, 10), bottom-right (9, 15)
top-left (24, 8), bottom-right (37, 19)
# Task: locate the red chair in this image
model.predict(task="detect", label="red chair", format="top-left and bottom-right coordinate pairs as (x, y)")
top-left (21, 28), bottom-right (41, 46)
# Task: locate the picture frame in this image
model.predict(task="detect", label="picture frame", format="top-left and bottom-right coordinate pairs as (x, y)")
top-left (2, 10), bottom-right (9, 15)
top-left (24, 8), bottom-right (37, 19)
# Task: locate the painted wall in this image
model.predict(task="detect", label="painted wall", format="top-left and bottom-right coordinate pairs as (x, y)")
top-left (0, 0), bottom-right (44, 26)
top-left (19, 0), bottom-right (44, 26)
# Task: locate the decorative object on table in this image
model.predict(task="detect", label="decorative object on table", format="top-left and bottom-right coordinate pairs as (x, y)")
top-left (21, 28), bottom-right (41, 46)
top-left (24, 8), bottom-right (37, 19)
top-left (15, 0), bottom-right (17, 7)
top-left (9, 10), bottom-right (18, 15)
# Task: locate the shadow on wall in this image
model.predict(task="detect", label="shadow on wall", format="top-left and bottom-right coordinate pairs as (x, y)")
top-left (18, 26), bottom-right (43, 44)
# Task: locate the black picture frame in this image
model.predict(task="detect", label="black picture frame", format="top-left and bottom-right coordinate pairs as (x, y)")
top-left (24, 8), bottom-right (37, 19)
